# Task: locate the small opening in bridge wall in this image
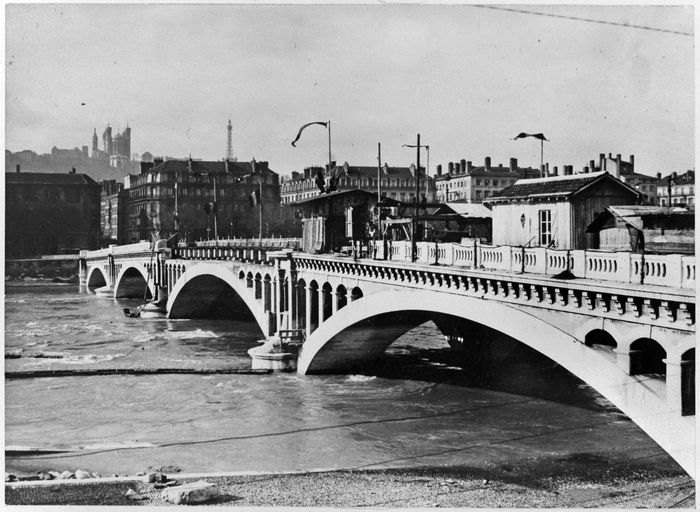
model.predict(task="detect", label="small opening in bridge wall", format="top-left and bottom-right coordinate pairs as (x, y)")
top-left (321, 283), bottom-right (332, 321)
top-left (629, 338), bottom-right (667, 377)
top-left (584, 329), bottom-right (617, 349)
top-left (254, 273), bottom-right (262, 299)
top-left (309, 281), bottom-right (319, 332)
top-left (350, 287), bottom-right (363, 301)
top-left (336, 285), bottom-right (347, 310)
top-left (681, 348), bottom-right (695, 416)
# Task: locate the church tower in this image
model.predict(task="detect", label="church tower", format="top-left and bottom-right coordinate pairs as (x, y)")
top-left (92, 128), bottom-right (98, 157)
top-left (226, 120), bottom-right (233, 160)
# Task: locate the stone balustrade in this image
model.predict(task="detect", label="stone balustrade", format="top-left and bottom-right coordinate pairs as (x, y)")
top-left (374, 241), bottom-right (694, 289)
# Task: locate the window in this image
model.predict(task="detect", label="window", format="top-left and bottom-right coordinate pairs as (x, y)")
top-left (539, 210), bottom-right (552, 246)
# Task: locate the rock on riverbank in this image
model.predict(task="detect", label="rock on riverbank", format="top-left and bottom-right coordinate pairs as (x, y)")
top-left (5, 463), bottom-right (695, 508)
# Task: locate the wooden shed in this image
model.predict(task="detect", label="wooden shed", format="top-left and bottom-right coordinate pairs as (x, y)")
top-left (292, 189), bottom-right (405, 253)
top-left (586, 205), bottom-right (694, 254)
top-left (485, 171), bottom-right (641, 250)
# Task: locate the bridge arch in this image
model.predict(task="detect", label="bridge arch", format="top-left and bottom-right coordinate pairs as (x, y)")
top-left (114, 264), bottom-right (155, 299)
top-left (166, 263), bottom-right (269, 336)
top-left (297, 288), bottom-right (694, 477)
top-left (86, 265), bottom-right (107, 289)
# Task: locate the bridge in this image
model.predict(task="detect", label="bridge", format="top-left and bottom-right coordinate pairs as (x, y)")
top-left (80, 238), bottom-right (695, 477)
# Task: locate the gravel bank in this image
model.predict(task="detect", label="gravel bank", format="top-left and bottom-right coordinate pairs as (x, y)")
top-left (6, 457), bottom-right (695, 507)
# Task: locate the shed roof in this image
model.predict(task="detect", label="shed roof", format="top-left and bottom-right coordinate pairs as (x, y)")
top-left (486, 171), bottom-right (640, 203)
top-left (434, 202), bottom-right (492, 218)
top-left (587, 205), bottom-right (693, 232)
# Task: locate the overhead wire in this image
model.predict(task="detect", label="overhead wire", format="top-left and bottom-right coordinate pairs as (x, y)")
top-left (473, 5), bottom-right (693, 37)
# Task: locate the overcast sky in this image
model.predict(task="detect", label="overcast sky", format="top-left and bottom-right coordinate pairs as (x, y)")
top-left (5, 3), bottom-right (694, 177)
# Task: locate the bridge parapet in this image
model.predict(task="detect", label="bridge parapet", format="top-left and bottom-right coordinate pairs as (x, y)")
top-left (375, 241), bottom-right (694, 289)
top-left (293, 253), bottom-right (695, 330)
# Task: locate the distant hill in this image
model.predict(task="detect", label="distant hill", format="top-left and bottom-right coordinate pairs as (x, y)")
top-left (6, 150), bottom-right (136, 182)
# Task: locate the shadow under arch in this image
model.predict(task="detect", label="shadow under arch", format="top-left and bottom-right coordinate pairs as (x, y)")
top-left (114, 265), bottom-right (154, 299)
top-left (297, 288), bottom-right (694, 478)
top-left (167, 263), bottom-right (267, 335)
top-left (86, 266), bottom-right (107, 289)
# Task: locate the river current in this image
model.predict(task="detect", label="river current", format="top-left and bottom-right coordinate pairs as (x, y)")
top-left (4, 283), bottom-right (676, 477)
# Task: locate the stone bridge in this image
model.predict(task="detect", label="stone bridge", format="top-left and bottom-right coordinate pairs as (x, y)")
top-left (80, 239), bottom-right (695, 477)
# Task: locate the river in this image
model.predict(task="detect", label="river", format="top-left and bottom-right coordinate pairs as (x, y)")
top-left (4, 283), bottom-right (680, 478)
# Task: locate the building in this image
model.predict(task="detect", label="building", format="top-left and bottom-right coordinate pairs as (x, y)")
top-left (428, 203), bottom-right (493, 243)
top-left (281, 162), bottom-right (435, 205)
top-left (6, 123), bottom-right (140, 180)
top-left (433, 157), bottom-right (540, 203)
top-left (100, 180), bottom-right (130, 245)
top-left (5, 168), bottom-right (101, 258)
top-left (293, 189), bottom-right (407, 254)
top-left (586, 205), bottom-right (694, 254)
top-left (657, 170), bottom-right (695, 209)
top-left (485, 170), bottom-right (641, 250)
top-left (585, 153), bottom-right (659, 205)
top-left (124, 158), bottom-right (281, 243)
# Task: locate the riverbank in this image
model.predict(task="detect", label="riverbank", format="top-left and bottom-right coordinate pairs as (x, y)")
top-left (6, 458), bottom-right (695, 507)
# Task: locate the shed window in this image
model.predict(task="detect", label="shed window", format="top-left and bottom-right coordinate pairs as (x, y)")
top-left (539, 210), bottom-right (552, 246)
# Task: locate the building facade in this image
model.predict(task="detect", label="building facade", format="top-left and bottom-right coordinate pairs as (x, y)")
top-left (281, 162), bottom-right (435, 205)
top-left (485, 170), bottom-right (641, 250)
top-left (125, 158), bottom-right (281, 243)
top-left (657, 170), bottom-right (694, 209)
top-left (433, 157), bottom-right (540, 203)
top-left (5, 169), bottom-right (101, 258)
top-left (100, 179), bottom-right (130, 245)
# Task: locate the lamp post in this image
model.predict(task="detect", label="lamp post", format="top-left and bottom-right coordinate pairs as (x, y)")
top-left (403, 136), bottom-right (429, 262)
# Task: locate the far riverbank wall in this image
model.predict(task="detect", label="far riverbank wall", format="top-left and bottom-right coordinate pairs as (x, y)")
top-left (6, 255), bottom-right (79, 281)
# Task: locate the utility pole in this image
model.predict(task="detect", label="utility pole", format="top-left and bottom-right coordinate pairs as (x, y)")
top-left (414, 133), bottom-right (420, 262)
top-left (213, 174), bottom-right (218, 241)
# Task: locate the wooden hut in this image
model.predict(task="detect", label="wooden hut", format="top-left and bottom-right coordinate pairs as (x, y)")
top-left (586, 205), bottom-right (694, 254)
top-left (485, 171), bottom-right (640, 250)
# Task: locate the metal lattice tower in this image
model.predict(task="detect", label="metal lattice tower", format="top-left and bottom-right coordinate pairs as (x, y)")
top-left (226, 120), bottom-right (233, 160)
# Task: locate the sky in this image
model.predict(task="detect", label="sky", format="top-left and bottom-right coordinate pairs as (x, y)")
top-left (5, 3), bottom-right (695, 178)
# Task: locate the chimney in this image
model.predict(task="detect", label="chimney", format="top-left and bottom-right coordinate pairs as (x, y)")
top-left (545, 162), bottom-right (550, 176)
top-left (466, 161), bottom-right (473, 172)
top-left (436, 164), bottom-right (442, 176)
top-left (583, 166), bottom-right (589, 174)
top-left (509, 157), bottom-right (517, 172)
top-left (599, 153), bottom-right (606, 172)
top-left (589, 160), bottom-right (596, 172)
top-left (656, 172), bottom-right (661, 180)
top-left (629, 154), bottom-right (634, 172)
top-left (460, 159), bottom-right (467, 175)
top-left (615, 153), bottom-right (621, 178)
top-left (15, 164), bottom-right (20, 173)
top-left (454, 161), bottom-right (461, 174)
top-left (188, 156), bottom-right (193, 173)
top-left (484, 156), bottom-right (491, 171)
top-left (448, 162), bottom-right (454, 174)
top-left (552, 166), bottom-right (558, 176)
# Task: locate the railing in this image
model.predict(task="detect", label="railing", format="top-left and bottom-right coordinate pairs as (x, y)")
top-left (81, 240), bottom-right (695, 290)
top-left (189, 237), bottom-right (301, 250)
top-left (371, 240), bottom-right (695, 289)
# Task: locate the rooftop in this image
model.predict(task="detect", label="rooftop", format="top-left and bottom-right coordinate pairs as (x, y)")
top-left (5, 171), bottom-right (99, 186)
top-left (486, 171), bottom-right (640, 202)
